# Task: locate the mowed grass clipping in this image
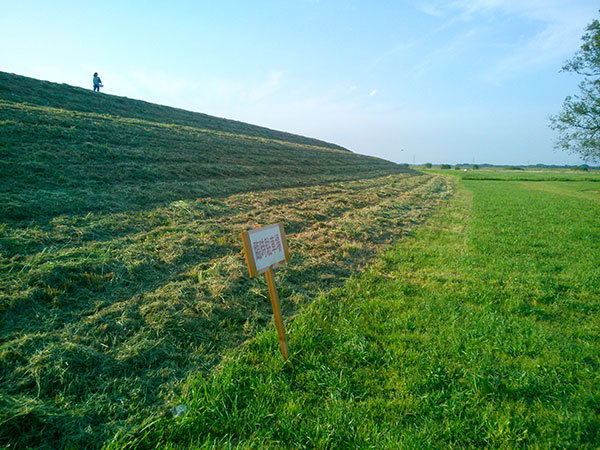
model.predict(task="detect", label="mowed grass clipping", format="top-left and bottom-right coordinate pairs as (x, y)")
top-left (0, 72), bottom-right (452, 448)
top-left (126, 173), bottom-right (600, 449)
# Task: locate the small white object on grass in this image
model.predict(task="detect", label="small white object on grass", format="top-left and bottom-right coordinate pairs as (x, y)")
top-left (171, 404), bottom-right (189, 417)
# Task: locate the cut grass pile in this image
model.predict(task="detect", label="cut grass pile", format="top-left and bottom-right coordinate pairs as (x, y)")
top-left (0, 72), bottom-right (452, 447)
top-left (125, 173), bottom-right (600, 448)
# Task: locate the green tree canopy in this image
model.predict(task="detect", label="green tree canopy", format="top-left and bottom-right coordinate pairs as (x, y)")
top-left (550, 14), bottom-right (600, 162)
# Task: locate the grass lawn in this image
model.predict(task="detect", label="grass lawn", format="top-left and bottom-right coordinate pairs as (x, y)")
top-left (1, 72), bottom-right (449, 448)
top-left (128, 172), bottom-right (600, 448)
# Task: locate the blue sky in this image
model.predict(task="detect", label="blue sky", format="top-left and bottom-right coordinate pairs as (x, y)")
top-left (1, 1), bottom-right (598, 165)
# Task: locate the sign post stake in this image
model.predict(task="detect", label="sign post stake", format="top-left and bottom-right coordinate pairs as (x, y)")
top-left (241, 222), bottom-right (292, 361)
top-left (264, 268), bottom-right (289, 360)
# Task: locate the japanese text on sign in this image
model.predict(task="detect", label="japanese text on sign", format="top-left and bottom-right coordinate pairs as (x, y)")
top-left (252, 233), bottom-right (283, 261)
top-left (241, 223), bottom-right (290, 277)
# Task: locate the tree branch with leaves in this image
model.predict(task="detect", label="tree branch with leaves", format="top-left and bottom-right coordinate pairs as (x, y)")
top-left (550, 14), bottom-right (600, 162)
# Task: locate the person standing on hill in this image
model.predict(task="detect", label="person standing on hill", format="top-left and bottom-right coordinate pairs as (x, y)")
top-left (93, 72), bottom-right (103, 92)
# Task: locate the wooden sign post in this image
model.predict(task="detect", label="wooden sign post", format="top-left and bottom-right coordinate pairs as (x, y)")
top-left (241, 223), bottom-right (291, 360)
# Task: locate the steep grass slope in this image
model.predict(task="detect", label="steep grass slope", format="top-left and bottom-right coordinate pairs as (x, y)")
top-left (0, 71), bottom-right (401, 222)
top-left (0, 72), bottom-right (452, 448)
top-left (0, 72), bottom-right (348, 150)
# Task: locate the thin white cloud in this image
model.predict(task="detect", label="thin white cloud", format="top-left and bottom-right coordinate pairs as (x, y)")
top-left (97, 69), bottom-right (288, 115)
top-left (484, 19), bottom-right (585, 83)
top-left (416, 2), bottom-right (446, 17)
top-left (413, 0), bottom-right (597, 83)
top-left (422, 0), bottom-right (583, 22)
top-left (410, 27), bottom-right (481, 79)
top-left (369, 89), bottom-right (377, 96)
top-left (248, 71), bottom-right (285, 102)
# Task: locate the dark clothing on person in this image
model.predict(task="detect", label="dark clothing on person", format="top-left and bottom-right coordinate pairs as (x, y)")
top-left (93, 75), bottom-right (102, 92)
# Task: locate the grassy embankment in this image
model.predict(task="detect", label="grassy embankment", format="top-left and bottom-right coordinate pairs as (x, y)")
top-left (127, 171), bottom-right (600, 448)
top-left (0, 72), bottom-right (452, 448)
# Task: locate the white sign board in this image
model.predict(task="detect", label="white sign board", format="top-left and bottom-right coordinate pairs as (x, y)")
top-left (241, 223), bottom-right (290, 277)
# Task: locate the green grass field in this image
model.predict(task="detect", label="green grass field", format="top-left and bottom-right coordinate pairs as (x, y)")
top-left (456, 168), bottom-right (600, 183)
top-left (0, 72), bottom-right (451, 448)
top-left (121, 172), bottom-right (600, 448)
